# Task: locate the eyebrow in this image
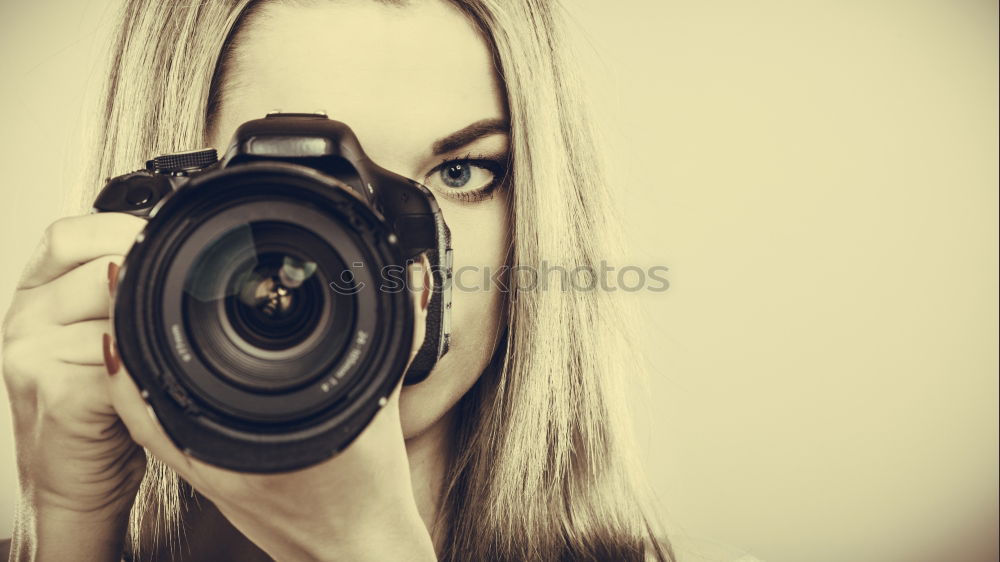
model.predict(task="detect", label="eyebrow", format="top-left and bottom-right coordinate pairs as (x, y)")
top-left (432, 118), bottom-right (510, 155)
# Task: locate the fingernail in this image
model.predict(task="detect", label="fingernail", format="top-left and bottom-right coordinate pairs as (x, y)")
top-left (107, 262), bottom-right (119, 295)
top-left (103, 333), bottom-right (120, 376)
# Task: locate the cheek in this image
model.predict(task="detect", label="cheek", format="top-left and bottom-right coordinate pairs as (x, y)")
top-left (398, 195), bottom-right (509, 438)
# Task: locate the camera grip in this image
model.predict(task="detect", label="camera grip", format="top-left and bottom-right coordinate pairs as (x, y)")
top-left (403, 222), bottom-right (452, 385)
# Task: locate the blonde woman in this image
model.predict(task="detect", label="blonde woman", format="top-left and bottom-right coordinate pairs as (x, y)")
top-left (1, 0), bottom-right (677, 560)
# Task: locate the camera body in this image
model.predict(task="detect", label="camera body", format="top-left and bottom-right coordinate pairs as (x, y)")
top-left (94, 113), bottom-right (452, 472)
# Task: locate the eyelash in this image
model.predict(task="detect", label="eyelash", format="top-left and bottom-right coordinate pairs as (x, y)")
top-left (428, 152), bottom-right (510, 202)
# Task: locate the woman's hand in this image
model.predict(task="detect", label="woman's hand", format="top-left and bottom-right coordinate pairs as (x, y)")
top-left (104, 257), bottom-right (438, 562)
top-left (2, 213), bottom-right (149, 561)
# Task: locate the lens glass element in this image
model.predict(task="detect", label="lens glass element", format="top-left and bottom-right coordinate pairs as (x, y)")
top-left (182, 220), bottom-right (356, 392)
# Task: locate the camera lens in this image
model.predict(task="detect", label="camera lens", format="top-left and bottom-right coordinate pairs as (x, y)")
top-left (110, 163), bottom-right (415, 472)
top-left (183, 221), bottom-right (355, 393)
top-left (227, 253), bottom-right (321, 351)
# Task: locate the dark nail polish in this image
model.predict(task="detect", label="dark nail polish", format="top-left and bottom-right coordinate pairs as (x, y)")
top-left (103, 333), bottom-right (120, 375)
top-left (107, 262), bottom-right (119, 295)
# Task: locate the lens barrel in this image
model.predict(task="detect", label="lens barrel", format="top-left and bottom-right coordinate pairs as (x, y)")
top-left (111, 162), bottom-right (413, 472)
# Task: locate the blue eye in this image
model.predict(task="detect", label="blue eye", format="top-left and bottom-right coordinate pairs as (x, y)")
top-left (441, 162), bottom-right (473, 188)
top-left (425, 156), bottom-right (508, 202)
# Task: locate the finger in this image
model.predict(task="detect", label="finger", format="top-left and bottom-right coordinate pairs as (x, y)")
top-left (60, 365), bottom-right (118, 419)
top-left (2, 337), bottom-right (114, 419)
top-left (104, 357), bottom-right (196, 479)
top-left (18, 213), bottom-right (145, 290)
top-left (50, 319), bottom-right (110, 365)
top-left (406, 254), bottom-right (432, 366)
top-left (15, 257), bottom-right (120, 329)
top-left (375, 256), bottom-right (431, 414)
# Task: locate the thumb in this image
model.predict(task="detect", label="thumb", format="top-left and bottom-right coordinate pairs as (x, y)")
top-left (407, 254), bottom-right (432, 366)
top-left (382, 254), bottom-right (432, 412)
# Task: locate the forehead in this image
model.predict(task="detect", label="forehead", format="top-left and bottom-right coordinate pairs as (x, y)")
top-left (214, 0), bottom-right (506, 167)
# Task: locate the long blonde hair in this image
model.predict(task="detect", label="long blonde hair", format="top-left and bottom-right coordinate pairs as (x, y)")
top-left (83, 1), bottom-right (675, 560)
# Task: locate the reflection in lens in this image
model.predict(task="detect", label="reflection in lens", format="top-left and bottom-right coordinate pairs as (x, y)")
top-left (230, 253), bottom-right (323, 350)
top-left (279, 255), bottom-right (317, 288)
top-left (182, 221), bottom-right (356, 393)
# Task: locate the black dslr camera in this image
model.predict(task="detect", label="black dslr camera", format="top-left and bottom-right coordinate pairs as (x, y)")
top-left (94, 113), bottom-right (452, 472)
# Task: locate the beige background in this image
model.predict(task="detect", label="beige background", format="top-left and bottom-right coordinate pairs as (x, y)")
top-left (0, 1), bottom-right (997, 561)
